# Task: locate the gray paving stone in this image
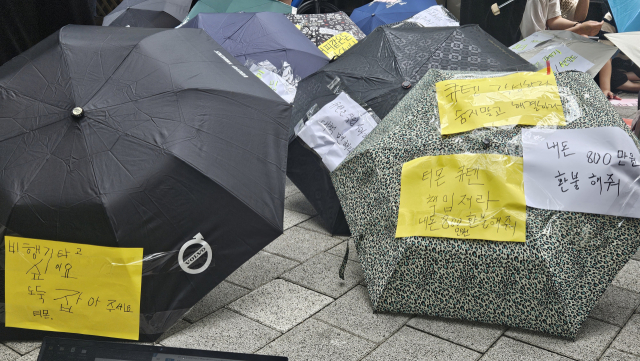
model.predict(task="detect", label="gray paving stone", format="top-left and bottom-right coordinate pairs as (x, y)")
top-left (614, 106), bottom-right (638, 119)
top-left (285, 177), bottom-right (301, 198)
top-left (284, 192), bottom-right (317, 216)
top-left (227, 251), bottom-right (299, 290)
top-left (631, 247), bottom-right (640, 262)
top-left (479, 337), bottom-right (572, 361)
top-left (157, 319), bottom-right (193, 342)
top-left (183, 281), bottom-right (250, 323)
top-left (0, 344), bottom-right (20, 361)
top-left (601, 349), bottom-right (640, 361)
top-left (257, 318), bottom-right (375, 361)
top-left (611, 314), bottom-right (640, 357)
top-left (281, 252), bottom-right (363, 298)
top-left (326, 239), bottom-right (360, 262)
top-left (297, 216), bottom-right (332, 236)
top-left (590, 285), bottom-right (640, 327)
top-left (362, 326), bottom-right (480, 361)
top-left (407, 315), bottom-right (506, 352)
top-left (314, 285), bottom-right (410, 343)
top-left (613, 260), bottom-right (640, 293)
top-left (14, 350), bottom-right (39, 361)
top-left (264, 227), bottom-right (342, 262)
top-left (2, 342), bottom-right (40, 356)
top-left (161, 308), bottom-right (280, 353)
top-left (283, 209), bottom-right (313, 230)
top-left (228, 279), bottom-right (333, 333)
top-left (505, 318), bottom-right (620, 361)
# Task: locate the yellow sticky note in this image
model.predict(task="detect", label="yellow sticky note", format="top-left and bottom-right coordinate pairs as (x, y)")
top-left (396, 154), bottom-right (526, 242)
top-left (5, 236), bottom-right (143, 340)
top-left (436, 71), bottom-right (566, 135)
top-left (318, 32), bottom-right (358, 59)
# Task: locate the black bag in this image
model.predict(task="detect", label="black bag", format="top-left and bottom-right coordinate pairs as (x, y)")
top-left (460, 0), bottom-right (527, 47)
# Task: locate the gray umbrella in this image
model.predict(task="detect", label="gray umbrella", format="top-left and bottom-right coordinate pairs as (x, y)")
top-left (103, 0), bottom-right (191, 28)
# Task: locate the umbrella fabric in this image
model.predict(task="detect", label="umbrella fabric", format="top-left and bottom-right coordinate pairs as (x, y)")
top-left (183, 0), bottom-right (291, 24)
top-left (0, 25), bottom-right (291, 340)
top-left (606, 32), bottom-right (640, 68)
top-left (0, 0), bottom-right (94, 66)
top-left (288, 24), bottom-right (535, 235)
top-left (182, 12), bottom-right (329, 79)
top-left (510, 30), bottom-right (617, 77)
top-left (286, 12), bottom-right (366, 47)
top-left (350, 0), bottom-right (437, 34)
top-left (609, 0), bottom-right (640, 32)
top-left (330, 69), bottom-right (640, 339)
top-left (103, 0), bottom-right (192, 28)
top-left (459, 0), bottom-right (527, 47)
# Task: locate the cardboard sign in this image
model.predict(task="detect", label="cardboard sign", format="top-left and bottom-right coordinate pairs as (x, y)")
top-left (396, 154), bottom-right (526, 242)
top-left (5, 237), bottom-right (143, 340)
top-left (318, 32), bottom-right (358, 59)
top-left (523, 127), bottom-right (640, 217)
top-left (436, 71), bottom-right (566, 135)
top-left (527, 45), bottom-right (594, 73)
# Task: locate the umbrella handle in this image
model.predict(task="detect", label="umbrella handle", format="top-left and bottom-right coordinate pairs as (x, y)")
top-left (491, 0), bottom-right (516, 15)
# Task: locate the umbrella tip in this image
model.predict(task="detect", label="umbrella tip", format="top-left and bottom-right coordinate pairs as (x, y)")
top-left (72, 107), bottom-right (84, 119)
top-left (401, 81), bottom-right (411, 89)
top-left (483, 138), bottom-right (491, 149)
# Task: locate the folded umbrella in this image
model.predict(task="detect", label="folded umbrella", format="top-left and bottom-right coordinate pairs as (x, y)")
top-left (350, 0), bottom-right (437, 34)
top-left (331, 69), bottom-right (640, 338)
top-left (288, 24), bottom-right (535, 235)
top-left (608, 0), bottom-right (640, 32)
top-left (0, 25), bottom-right (291, 341)
top-left (510, 30), bottom-right (617, 77)
top-left (286, 12), bottom-right (366, 47)
top-left (182, 12), bottom-right (329, 79)
top-left (183, 0), bottom-right (292, 24)
top-left (103, 0), bottom-right (192, 28)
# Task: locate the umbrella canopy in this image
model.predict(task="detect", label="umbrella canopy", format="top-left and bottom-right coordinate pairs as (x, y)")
top-left (350, 0), bottom-right (437, 34)
top-left (183, 0), bottom-right (291, 24)
top-left (510, 30), bottom-right (617, 77)
top-left (287, 12), bottom-right (366, 47)
top-left (288, 24), bottom-right (535, 235)
top-left (182, 12), bottom-right (329, 79)
top-left (330, 69), bottom-right (640, 338)
top-left (103, 0), bottom-right (192, 28)
top-left (459, 0), bottom-right (526, 47)
top-left (609, 0), bottom-right (640, 32)
top-left (0, 25), bottom-right (291, 340)
top-left (606, 32), bottom-right (640, 68)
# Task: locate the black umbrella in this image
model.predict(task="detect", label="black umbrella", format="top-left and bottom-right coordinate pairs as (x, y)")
top-left (103, 0), bottom-right (192, 28)
top-left (0, 25), bottom-right (291, 340)
top-left (288, 24), bottom-right (534, 235)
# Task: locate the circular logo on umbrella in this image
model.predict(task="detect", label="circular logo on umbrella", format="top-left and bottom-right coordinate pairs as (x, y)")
top-left (178, 233), bottom-right (212, 274)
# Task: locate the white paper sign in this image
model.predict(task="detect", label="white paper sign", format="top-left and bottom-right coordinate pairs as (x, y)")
top-left (509, 32), bottom-right (553, 53)
top-left (298, 92), bottom-right (377, 171)
top-left (527, 45), bottom-right (594, 73)
top-left (406, 6), bottom-right (459, 27)
top-left (250, 64), bottom-right (296, 103)
top-left (522, 127), bottom-right (640, 218)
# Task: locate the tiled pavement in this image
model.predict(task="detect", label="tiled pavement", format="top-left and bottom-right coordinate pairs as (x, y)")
top-left (4, 101), bottom-right (640, 361)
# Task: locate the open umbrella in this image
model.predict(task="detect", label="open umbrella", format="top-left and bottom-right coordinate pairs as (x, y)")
top-left (102, 0), bottom-right (192, 28)
top-left (287, 12), bottom-right (366, 47)
top-left (606, 32), bottom-right (640, 68)
top-left (510, 30), bottom-right (617, 76)
top-left (182, 12), bottom-right (329, 79)
top-left (183, 0), bottom-right (292, 24)
top-left (288, 24), bottom-right (535, 235)
top-left (331, 69), bottom-right (640, 338)
top-left (350, 0), bottom-right (437, 34)
top-left (608, 0), bottom-right (640, 32)
top-left (0, 25), bottom-right (291, 341)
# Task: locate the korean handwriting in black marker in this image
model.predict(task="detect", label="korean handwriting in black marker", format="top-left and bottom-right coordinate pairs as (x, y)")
top-left (28, 285), bottom-right (46, 303)
top-left (54, 289), bottom-right (83, 305)
top-left (443, 83), bottom-right (479, 104)
top-left (589, 173), bottom-right (602, 194)
top-left (555, 171), bottom-right (568, 192)
top-left (32, 310), bottom-right (51, 319)
top-left (620, 151), bottom-right (640, 167)
top-left (475, 191), bottom-right (499, 210)
top-left (22, 243), bottom-right (41, 259)
top-left (570, 172), bottom-right (579, 190)
top-left (26, 259), bottom-right (44, 281)
top-left (604, 174), bottom-right (620, 196)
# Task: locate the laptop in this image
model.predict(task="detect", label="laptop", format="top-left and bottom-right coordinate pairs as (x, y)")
top-left (38, 337), bottom-right (287, 361)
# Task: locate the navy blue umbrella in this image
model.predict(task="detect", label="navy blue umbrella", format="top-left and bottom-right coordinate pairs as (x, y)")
top-left (182, 12), bottom-right (329, 79)
top-left (350, 0), bottom-right (436, 34)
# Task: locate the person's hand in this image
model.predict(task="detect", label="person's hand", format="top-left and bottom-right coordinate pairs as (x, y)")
top-left (576, 21), bottom-right (603, 36)
top-left (602, 89), bottom-right (621, 100)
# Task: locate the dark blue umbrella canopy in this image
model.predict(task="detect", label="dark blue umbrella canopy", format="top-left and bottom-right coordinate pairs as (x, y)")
top-left (182, 12), bottom-right (329, 79)
top-left (350, 0), bottom-right (437, 35)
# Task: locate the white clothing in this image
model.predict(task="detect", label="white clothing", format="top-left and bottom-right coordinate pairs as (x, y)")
top-left (520, 0), bottom-right (562, 39)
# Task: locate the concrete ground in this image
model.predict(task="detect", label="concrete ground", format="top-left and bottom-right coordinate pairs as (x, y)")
top-left (2, 95), bottom-right (640, 361)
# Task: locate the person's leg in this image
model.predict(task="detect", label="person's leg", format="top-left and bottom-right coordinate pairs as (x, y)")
top-left (617, 80), bottom-right (640, 92)
top-left (626, 72), bottom-right (640, 82)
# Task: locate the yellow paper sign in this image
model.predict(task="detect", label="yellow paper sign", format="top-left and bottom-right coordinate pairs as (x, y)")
top-left (5, 236), bottom-right (143, 340)
top-left (396, 154), bottom-right (526, 242)
top-left (318, 32), bottom-right (358, 59)
top-left (436, 71), bottom-right (566, 135)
